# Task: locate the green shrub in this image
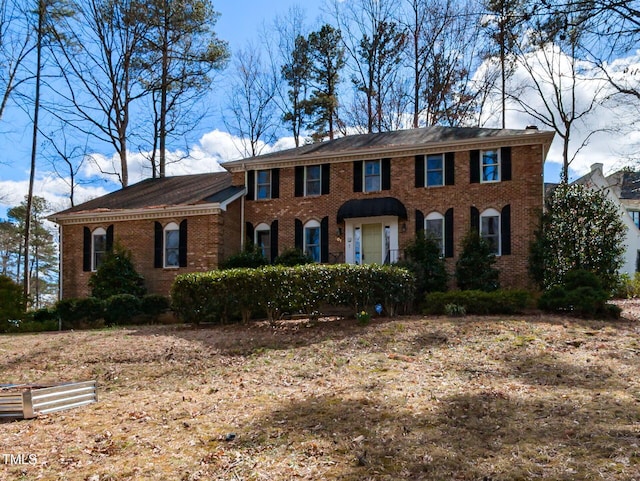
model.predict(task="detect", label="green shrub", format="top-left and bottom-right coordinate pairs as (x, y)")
top-left (140, 294), bottom-right (171, 317)
top-left (171, 264), bottom-right (416, 325)
top-left (0, 275), bottom-right (25, 333)
top-left (220, 244), bottom-right (268, 269)
top-left (398, 233), bottom-right (448, 297)
top-left (455, 231), bottom-right (500, 291)
top-left (273, 248), bottom-right (314, 266)
top-left (89, 243), bottom-right (146, 299)
top-left (104, 294), bottom-right (142, 325)
top-left (538, 269), bottom-right (618, 319)
top-left (55, 297), bottom-right (105, 330)
top-left (424, 290), bottom-right (531, 315)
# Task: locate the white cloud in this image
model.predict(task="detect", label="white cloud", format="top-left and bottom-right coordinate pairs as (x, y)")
top-left (479, 45), bottom-right (640, 181)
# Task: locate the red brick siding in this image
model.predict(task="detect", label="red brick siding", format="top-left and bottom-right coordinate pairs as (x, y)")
top-left (60, 202), bottom-right (242, 298)
top-left (242, 145), bottom-right (543, 288)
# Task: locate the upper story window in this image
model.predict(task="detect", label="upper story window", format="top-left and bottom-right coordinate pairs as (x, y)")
top-left (425, 212), bottom-right (445, 256)
top-left (364, 160), bottom-right (381, 192)
top-left (256, 170), bottom-right (272, 199)
top-left (304, 220), bottom-right (321, 262)
top-left (255, 223), bottom-right (271, 261)
top-left (92, 228), bottom-right (107, 271)
top-left (426, 154), bottom-right (444, 187)
top-left (480, 208), bottom-right (501, 255)
top-left (631, 210), bottom-right (640, 228)
top-left (164, 222), bottom-right (180, 268)
top-left (305, 165), bottom-right (321, 196)
top-left (481, 150), bottom-right (500, 183)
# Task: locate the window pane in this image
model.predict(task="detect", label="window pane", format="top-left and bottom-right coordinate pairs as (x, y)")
top-left (93, 233), bottom-right (106, 270)
top-left (165, 229), bottom-right (180, 267)
top-left (426, 154), bottom-right (444, 186)
top-left (306, 165), bottom-right (321, 196)
top-left (482, 151), bottom-right (499, 182)
top-left (305, 227), bottom-right (320, 262)
top-left (364, 160), bottom-right (381, 192)
top-left (425, 218), bottom-right (444, 254)
top-left (481, 215), bottom-right (500, 254)
top-left (256, 170), bottom-right (271, 199)
top-left (256, 230), bottom-right (270, 260)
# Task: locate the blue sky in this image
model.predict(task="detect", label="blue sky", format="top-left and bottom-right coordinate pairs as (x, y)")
top-left (0, 0), bottom-right (636, 217)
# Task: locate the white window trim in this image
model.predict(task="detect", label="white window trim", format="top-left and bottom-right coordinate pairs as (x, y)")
top-left (363, 159), bottom-right (381, 193)
top-left (304, 165), bottom-right (322, 197)
top-left (480, 208), bottom-right (501, 256)
top-left (164, 222), bottom-right (180, 268)
top-left (256, 169), bottom-right (272, 200)
top-left (425, 212), bottom-right (445, 256)
top-left (480, 149), bottom-right (501, 183)
top-left (303, 219), bottom-right (321, 262)
top-left (425, 153), bottom-right (444, 187)
top-left (91, 227), bottom-right (107, 272)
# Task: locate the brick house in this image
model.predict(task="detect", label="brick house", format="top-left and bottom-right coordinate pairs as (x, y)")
top-left (50, 126), bottom-right (554, 298)
top-left (49, 173), bottom-right (244, 298)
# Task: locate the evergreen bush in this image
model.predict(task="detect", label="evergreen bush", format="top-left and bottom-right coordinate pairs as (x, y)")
top-left (89, 243), bottom-right (146, 299)
top-left (455, 231), bottom-right (500, 291)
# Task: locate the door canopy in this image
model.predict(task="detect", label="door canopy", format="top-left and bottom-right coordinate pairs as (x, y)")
top-left (337, 197), bottom-right (408, 223)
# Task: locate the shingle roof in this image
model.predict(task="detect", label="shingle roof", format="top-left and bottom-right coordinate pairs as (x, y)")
top-left (224, 125), bottom-right (552, 167)
top-left (52, 172), bottom-right (236, 216)
top-left (617, 171), bottom-right (640, 200)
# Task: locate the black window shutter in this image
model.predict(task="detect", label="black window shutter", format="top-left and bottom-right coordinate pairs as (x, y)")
top-left (470, 150), bottom-right (480, 183)
top-left (321, 163), bottom-right (330, 195)
top-left (321, 216), bottom-right (329, 263)
top-left (445, 152), bottom-right (455, 185)
top-left (246, 222), bottom-right (254, 245)
top-left (415, 155), bottom-right (425, 188)
top-left (444, 208), bottom-right (454, 258)
top-left (382, 158), bottom-right (391, 190)
top-left (106, 225), bottom-right (114, 252)
top-left (501, 147), bottom-right (512, 181)
top-left (353, 161), bottom-right (363, 192)
top-left (294, 166), bottom-right (304, 197)
top-left (415, 209), bottom-right (424, 234)
top-left (179, 220), bottom-right (188, 267)
top-left (83, 227), bottom-right (91, 272)
top-left (271, 168), bottom-right (280, 199)
top-left (154, 222), bottom-right (163, 268)
top-left (270, 220), bottom-right (278, 263)
top-left (501, 204), bottom-right (511, 255)
top-left (294, 219), bottom-right (303, 250)
top-left (246, 170), bottom-right (255, 200)
top-left (470, 206), bottom-right (480, 233)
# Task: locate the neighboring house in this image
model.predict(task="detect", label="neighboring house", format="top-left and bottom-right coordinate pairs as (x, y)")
top-left (575, 163), bottom-right (640, 275)
top-left (50, 126), bottom-right (555, 298)
top-left (48, 172), bottom-right (244, 298)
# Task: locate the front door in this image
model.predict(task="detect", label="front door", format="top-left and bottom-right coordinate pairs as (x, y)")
top-left (361, 223), bottom-right (382, 264)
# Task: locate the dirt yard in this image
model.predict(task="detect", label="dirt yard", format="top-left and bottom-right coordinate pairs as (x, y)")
top-left (1, 310), bottom-right (639, 480)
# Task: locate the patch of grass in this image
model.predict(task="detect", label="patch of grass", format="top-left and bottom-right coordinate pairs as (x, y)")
top-left (0, 315), bottom-right (639, 480)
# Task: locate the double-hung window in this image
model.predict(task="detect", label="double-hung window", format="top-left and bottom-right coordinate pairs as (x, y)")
top-left (481, 150), bottom-right (500, 182)
top-left (364, 160), bottom-right (381, 192)
top-left (305, 165), bottom-right (321, 196)
top-left (304, 221), bottom-right (321, 262)
top-left (256, 170), bottom-right (272, 199)
top-left (426, 154), bottom-right (444, 187)
top-left (631, 210), bottom-right (640, 228)
top-left (164, 222), bottom-right (180, 268)
top-left (255, 224), bottom-right (271, 260)
top-left (92, 228), bottom-right (107, 271)
top-left (480, 209), bottom-right (500, 255)
top-left (425, 213), bottom-right (445, 256)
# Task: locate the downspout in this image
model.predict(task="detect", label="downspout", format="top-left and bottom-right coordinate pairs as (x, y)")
top-left (58, 224), bottom-right (63, 300)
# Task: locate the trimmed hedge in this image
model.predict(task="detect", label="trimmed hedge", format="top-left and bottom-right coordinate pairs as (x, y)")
top-left (423, 289), bottom-right (532, 315)
top-left (171, 264), bottom-right (416, 325)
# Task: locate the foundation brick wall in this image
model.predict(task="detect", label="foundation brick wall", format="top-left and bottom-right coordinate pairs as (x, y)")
top-left (60, 202), bottom-right (242, 299)
top-left (238, 143), bottom-right (544, 289)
